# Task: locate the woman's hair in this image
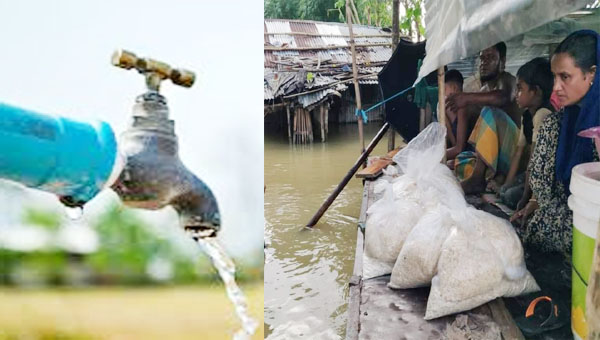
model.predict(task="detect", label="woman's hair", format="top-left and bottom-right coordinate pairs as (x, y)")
top-left (517, 57), bottom-right (553, 105)
top-left (554, 33), bottom-right (597, 73)
top-left (517, 57), bottom-right (554, 144)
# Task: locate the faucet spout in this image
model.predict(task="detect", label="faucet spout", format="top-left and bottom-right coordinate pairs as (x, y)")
top-left (111, 91), bottom-right (220, 237)
top-left (170, 172), bottom-right (220, 238)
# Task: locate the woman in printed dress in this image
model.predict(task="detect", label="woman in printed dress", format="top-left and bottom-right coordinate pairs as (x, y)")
top-left (512, 30), bottom-right (599, 255)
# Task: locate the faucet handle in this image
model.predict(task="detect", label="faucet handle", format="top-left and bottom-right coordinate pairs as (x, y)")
top-left (111, 49), bottom-right (195, 92)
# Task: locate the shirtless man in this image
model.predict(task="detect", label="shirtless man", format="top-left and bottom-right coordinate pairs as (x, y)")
top-left (446, 42), bottom-right (522, 194)
top-left (446, 42), bottom-right (520, 127)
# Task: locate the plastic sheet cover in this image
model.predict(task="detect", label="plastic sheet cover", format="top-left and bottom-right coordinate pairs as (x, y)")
top-left (415, 0), bottom-right (590, 84)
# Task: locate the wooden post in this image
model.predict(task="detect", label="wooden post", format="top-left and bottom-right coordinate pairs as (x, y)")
top-left (302, 109), bottom-right (306, 144)
top-left (293, 107), bottom-right (298, 143)
top-left (346, 0), bottom-right (365, 154)
top-left (325, 104), bottom-right (329, 138)
top-left (306, 123), bottom-right (390, 227)
top-left (320, 104), bottom-right (325, 143)
top-left (307, 108), bottom-right (314, 143)
top-left (286, 104), bottom-right (292, 142)
top-left (387, 0), bottom-right (400, 151)
top-left (438, 67), bottom-right (447, 163)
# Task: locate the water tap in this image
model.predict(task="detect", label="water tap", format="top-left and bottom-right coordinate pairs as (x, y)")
top-left (110, 49), bottom-right (220, 238)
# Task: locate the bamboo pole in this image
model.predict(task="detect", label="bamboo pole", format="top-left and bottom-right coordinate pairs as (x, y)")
top-left (293, 107), bottom-right (298, 143)
top-left (325, 104), bottom-right (329, 140)
top-left (306, 123), bottom-right (390, 227)
top-left (301, 109), bottom-right (305, 143)
top-left (320, 104), bottom-right (325, 143)
top-left (306, 110), bottom-right (314, 143)
top-left (346, 0), bottom-right (365, 154)
top-left (300, 108), bottom-right (303, 144)
top-left (388, 0), bottom-right (400, 152)
top-left (286, 104), bottom-right (292, 142)
top-left (438, 67), bottom-right (447, 164)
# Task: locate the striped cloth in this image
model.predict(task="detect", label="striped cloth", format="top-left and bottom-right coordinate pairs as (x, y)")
top-left (455, 106), bottom-right (518, 181)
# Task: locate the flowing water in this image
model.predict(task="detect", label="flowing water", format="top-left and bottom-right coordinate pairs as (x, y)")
top-left (196, 237), bottom-right (258, 340)
top-left (65, 206), bottom-right (83, 220)
top-left (264, 123), bottom-right (392, 339)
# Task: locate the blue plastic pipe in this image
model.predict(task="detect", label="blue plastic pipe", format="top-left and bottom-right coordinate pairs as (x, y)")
top-left (0, 102), bottom-right (118, 204)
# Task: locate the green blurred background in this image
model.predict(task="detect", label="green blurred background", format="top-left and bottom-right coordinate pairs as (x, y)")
top-left (0, 181), bottom-right (264, 339)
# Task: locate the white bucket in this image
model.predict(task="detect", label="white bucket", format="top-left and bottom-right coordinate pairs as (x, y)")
top-left (568, 162), bottom-right (600, 340)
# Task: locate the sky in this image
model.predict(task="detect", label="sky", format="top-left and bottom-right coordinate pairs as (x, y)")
top-left (0, 1), bottom-right (264, 257)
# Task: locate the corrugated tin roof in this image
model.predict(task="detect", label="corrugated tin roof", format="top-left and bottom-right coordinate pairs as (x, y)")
top-left (297, 85), bottom-right (348, 108)
top-left (264, 79), bottom-right (274, 100)
top-left (265, 19), bottom-right (394, 68)
top-left (265, 19), bottom-right (395, 104)
top-left (359, 78), bottom-right (379, 85)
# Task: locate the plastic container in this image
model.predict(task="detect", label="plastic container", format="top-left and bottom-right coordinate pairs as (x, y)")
top-left (0, 102), bottom-right (122, 204)
top-left (568, 162), bottom-right (600, 340)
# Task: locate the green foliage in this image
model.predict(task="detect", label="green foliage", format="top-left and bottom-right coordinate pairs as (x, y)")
top-left (330, 0), bottom-right (393, 26)
top-left (265, 0), bottom-right (340, 22)
top-left (264, 0), bottom-right (300, 20)
top-left (22, 208), bottom-right (61, 231)
top-left (400, 0), bottom-right (425, 38)
top-left (266, 0), bottom-right (424, 38)
top-left (0, 205), bottom-right (263, 286)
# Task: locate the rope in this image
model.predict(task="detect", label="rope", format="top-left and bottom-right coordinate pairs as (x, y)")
top-left (355, 85), bottom-right (413, 124)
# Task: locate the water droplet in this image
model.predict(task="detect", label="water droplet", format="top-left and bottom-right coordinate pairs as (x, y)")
top-left (65, 206), bottom-right (83, 220)
top-left (195, 237), bottom-right (258, 340)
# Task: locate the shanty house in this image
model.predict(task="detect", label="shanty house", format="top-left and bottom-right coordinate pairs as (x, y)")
top-left (264, 19), bottom-right (395, 143)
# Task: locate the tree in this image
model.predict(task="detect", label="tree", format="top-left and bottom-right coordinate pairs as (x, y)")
top-left (334, 0), bottom-right (392, 27)
top-left (400, 0), bottom-right (424, 41)
top-left (265, 0), bottom-right (425, 40)
top-left (265, 0), bottom-right (340, 22)
top-left (264, 0), bottom-right (300, 20)
top-left (333, 0), bottom-right (423, 40)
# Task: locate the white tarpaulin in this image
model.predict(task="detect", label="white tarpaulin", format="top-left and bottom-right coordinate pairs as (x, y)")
top-left (415, 0), bottom-right (590, 84)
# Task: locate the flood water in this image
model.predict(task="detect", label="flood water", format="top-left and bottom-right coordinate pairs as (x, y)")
top-left (264, 122), bottom-right (392, 339)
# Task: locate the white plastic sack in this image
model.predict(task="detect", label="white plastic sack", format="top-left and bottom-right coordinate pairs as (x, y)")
top-left (425, 209), bottom-right (539, 320)
top-left (470, 208), bottom-right (527, 281)
top-left (393, 123), bottom-right (446, 179)
top-left (364, 184), bottom-right (421, 265)
top-left (365, 123), bottom-right (465, 279)
top-left (392, 123), bottom-right (466, 210)
top-left (388, 205), bottom-right (453, 289)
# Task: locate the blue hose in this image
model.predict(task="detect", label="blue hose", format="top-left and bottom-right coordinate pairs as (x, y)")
top-left (0, 102), bottom-right (118, 203)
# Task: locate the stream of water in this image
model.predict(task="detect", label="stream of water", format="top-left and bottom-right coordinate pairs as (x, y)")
top-left (196, 237), bottom-right (258, 340)
top-left (264, 123), bottom-right (392, 339)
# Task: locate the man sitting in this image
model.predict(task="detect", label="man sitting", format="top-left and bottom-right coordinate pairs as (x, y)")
top-left (445, 42), bottom-right (521, 194)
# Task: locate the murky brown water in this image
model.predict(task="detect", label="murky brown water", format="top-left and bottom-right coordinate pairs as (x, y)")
top-left (264, 122), bottom-right (392, 339)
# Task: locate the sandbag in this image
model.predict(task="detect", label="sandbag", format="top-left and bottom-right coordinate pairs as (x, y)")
top-left (365, 123), bottom-right (464, 279)
top-left (388, 206), bottom-right (454, 289)
top-left (425, 210), bottom-right (539, 320)
top-left (364, 184), bottom-right (421, 265)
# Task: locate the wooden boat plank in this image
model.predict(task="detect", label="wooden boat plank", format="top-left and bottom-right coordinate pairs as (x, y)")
top-left (355, 158), bottom-right (393, 179)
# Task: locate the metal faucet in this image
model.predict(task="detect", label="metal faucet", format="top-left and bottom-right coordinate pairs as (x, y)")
top-left (110, 50), bottom-right (220, 238)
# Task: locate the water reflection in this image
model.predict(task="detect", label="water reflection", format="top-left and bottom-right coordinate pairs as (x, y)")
top-left (264, 123), bottom-right (392, 339)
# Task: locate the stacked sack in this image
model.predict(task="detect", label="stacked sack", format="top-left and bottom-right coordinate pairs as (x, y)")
top-left (363, 123), bottom-right (539, 320)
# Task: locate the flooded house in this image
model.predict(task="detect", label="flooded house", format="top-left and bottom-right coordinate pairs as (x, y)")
top-left (264, 19), bottom-right (395, 143)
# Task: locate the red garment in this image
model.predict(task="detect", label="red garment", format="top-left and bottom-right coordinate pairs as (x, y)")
top-left (550, 91), bottom-right (561, 111)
